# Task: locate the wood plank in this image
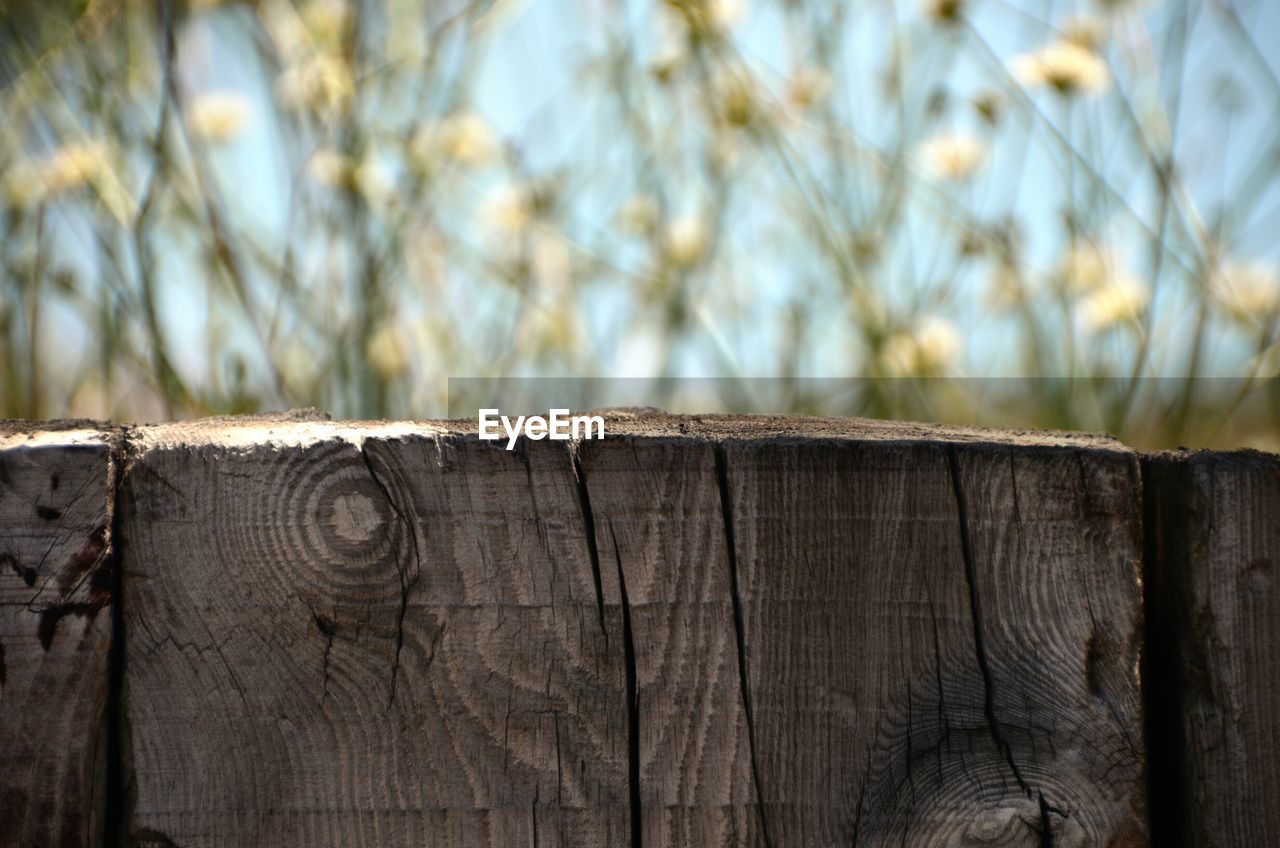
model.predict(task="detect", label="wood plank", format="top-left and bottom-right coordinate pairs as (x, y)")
top-left (114, 414), bottom-right (1154, 846)
top-left (118, 423), bottom-right (630, 847)
top-left (1144, 451), bottom-right (1280, 847)
top-left (0, 425), bottom-right (117, 847)
top-left (578, 437), bottom-right (759, 847)
top-left (719, 438), bottom-right (1148, 845)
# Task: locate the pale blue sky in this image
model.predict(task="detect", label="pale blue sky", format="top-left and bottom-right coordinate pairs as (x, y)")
top-left (120, 0), bottom-right (1280, 394)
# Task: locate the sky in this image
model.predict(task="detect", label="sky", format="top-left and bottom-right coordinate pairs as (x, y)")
top-left (40, 0), bottom-right (1280, 408)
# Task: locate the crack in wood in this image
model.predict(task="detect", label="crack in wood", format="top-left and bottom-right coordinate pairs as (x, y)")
top-left (944, 444), bottom-right (1033, 800)
top-left (1140, 455), bottom-right (1192, 848)
top-left (568, 441), bottom-right (609, 646)
top-left (714, 443), bottom-right (774, 848)
top-left (608, 524), bottom-right (642, 848)
top-left (1037, 791), bottom-right (1055, 847)
top-left (310, 608), bottom-right (336, 705)
top-left (3, 420), bottom-right (1203, 846)
top-left (358, 442), bottom-right (422, 712)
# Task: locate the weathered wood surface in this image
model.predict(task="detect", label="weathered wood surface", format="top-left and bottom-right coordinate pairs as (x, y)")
top-left (1144, 451), bottom-right (1280, 848)
top-left (578, 438), bottom-right (757, 846)
top-left (118, 424), bottom-right (631, 846)
top-left (114, 416), bottom-right (1150, 847)
top-left (0, 425), bottom-right (116, 847)
top-left (7, 412), bottom-right (1280, 847)
top-left (720, 438), bottom-right (1148, 846)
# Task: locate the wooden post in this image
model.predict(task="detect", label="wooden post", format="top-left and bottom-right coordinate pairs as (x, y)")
top-left (117, 422), bottom-right (630, 846)
top-left (1144, 451), bottom-right (1280, 847)
top-left (0, 425), bottom-right (117, 847)
top-left (712, 432), bottom-right (1148, 845)
top-left (10, 413), bottom-right (1280, 846)
top-left (113, 416), bottom-right (1149, 846)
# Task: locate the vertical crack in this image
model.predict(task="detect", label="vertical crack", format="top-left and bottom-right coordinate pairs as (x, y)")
top-left (310, 608), bottom-right (336, 705)
top-left (925, 585), bottom-right (951, 783)
top-left (569, 442), bottom-right (609, 644)
top-left (1140, 455), bottom-right (1190, 848)
top-left (359, 441), bottom-right (422, 711)
top-left (1037, 791), bottom-right (1055, 847)
top-left (944, 445), bottom-right (1031, 798)
top-left (530, 783), bottom-right (540, 848)
top-left (714, 444), bottom-right (774, 848)
top-left (608, 525), bottom-right (642, 848)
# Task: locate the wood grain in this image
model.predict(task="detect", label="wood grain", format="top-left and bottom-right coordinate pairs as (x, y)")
top-left (578, 437), bottom-right (759, 847)
top-left (720, 439), bottom-right (1148, 846)
top-left (0, 427), bottom-right (117, 848)
top-left (1144, 451), bottom-right (1280, 847)
top-left (118, 429), bottom-right (630, 847)
top-left (111, 416), bottom-right (1157, 847)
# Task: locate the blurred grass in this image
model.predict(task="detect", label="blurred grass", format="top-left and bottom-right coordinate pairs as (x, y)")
top-left (0, 0), bottom-right (1277, 449)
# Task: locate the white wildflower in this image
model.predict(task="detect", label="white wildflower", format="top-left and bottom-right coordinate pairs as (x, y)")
top-left (1077, 276), bottom-right (1150, 331)
top-left (40, 141), bottom-right (110, 196)
top-left (307, 148), bottom-right (352, 188)
top-left (1059, 240), bottom-right (1126, 294)
top-left (711, 0), bottom-right (742, 27)
top-left (1011, 40), bottom-right (1110, 97)
top-left (915, 316), bottom-right (963, 370)
top-left (663, 215), bottom-right (709, 267)
top-left (186, 92), bottom-right (252, 143)
top-left (413, 111), bottom-right (499, 168)
top-left (663, 0), bottom-right (746, 43)
top-left (4, 140), bottom-right (117, 209)
top-left (352, 157), bottom-right (391, 204)
top-left (707, 0), bottom-right (746, 29)
top-left (880, 316), bottom-right (963, 375)
top-left (1212, 260), bottom-right (1280, 320)
top-left (276, 53), bottom-right (354, 112)
top-left (482, 183), bottom-right (534, 236)
top-left (918, 133), bottom-right (988, 181)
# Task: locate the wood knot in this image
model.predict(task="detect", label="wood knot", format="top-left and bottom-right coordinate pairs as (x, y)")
top-left (325, 491), bottom-right (383, 545)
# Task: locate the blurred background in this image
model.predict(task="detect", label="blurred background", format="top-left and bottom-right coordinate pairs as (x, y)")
top-left (1, 0), bottom-right (1277, 449)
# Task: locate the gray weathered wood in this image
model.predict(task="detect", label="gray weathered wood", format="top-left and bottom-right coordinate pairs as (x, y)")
top-left (578, 437), bottom-right (758, 846)
top-left (718, 437), bottom-right (1148, 846)
top-left (114, 415), bottom-right (1152, 847)
top-left (0, 425), bottom-right (116, 847)
top-left (118, 424), bottom-right (630, 846)
top-left (1144, 451), bottom-right (1280, 847)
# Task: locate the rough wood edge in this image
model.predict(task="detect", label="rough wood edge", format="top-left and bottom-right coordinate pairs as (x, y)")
top-left (10, 410), bottom-right (1149, 456)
